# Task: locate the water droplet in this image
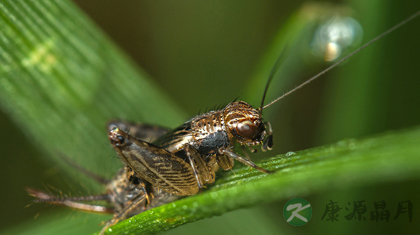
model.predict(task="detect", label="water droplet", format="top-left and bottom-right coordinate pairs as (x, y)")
top-left (311, 15), bottom-right (363, 62)
top-left (108, 228), bottom-right (113, 232)
top-left (285, 151), bottom-right (296, 157)
top-left (210, 192), bottom-right (218, 199)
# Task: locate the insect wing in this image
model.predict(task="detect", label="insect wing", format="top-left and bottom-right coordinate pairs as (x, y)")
top-left (110, 128), bottom-right (199, 196)
top-left (108, 120), bottom-right (170, 143)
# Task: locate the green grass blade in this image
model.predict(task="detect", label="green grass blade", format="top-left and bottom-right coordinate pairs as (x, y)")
top-left (2, 126), bottom-right (419, 234)
top-left (103, 127), bottom-right (420, 234)
top-left (0, 0), bottom-right (187, 189)
top-left (317, 0), bottom-right (387, 143)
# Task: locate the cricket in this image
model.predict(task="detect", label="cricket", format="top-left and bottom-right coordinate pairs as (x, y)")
top-left (27, 9), bottom-right (420, 235)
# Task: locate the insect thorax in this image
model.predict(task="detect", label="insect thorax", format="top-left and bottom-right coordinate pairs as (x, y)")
top-left (190, 110), bottom-right (230, 155)
top-left (155, 101), bottom-right (265, 159)
top-left (153, 109), bottom-right (229, 158)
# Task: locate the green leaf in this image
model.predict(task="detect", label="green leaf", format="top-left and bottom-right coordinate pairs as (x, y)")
top-left (105, 127), bottom-right (420, 234)
top-left (0, 0), bottom-right (187, 190)
top-left (3, 126), bottom-right (420, 235)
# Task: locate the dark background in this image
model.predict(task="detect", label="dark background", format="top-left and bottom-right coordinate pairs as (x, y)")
top-left (1, 0), bottom-right (420, 234)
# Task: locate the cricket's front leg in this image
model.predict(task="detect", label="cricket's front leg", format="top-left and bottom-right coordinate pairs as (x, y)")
top-left (185, 144), bottom-right (216, 187)
top-left (218, 148), bottom-right (273, 174)
top-left (261, 121), bottom-right (273, 152)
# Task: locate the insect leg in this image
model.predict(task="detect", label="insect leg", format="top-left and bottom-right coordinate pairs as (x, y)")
top-left (26, 188), bottom-right (114, 214)
top-left (185, 146), bottom-right (204, 188)
top-left (262, 121), bottom-right (273, 152)
top-left (137, 178), bottom-right (151, 204)
top-left (216, 154), bottom-right (234, 171)
top-left (240, 145), bottom-right (252, 160)
top-left (218, 148), bottom-right (273, 174)
top-left (100, 194), bottom-right (146, 235)
top-left (57, 153), bottom-right (109, 185)
top-left (185, 145), bottom-right (215, 187)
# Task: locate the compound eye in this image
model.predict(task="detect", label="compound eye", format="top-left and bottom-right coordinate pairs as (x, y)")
top-left (117, 135), bottom-right (125, 144)
top-left (236, 120), bottom-right (258, 139)
top-left (109, 127), bottom-right (126, 146)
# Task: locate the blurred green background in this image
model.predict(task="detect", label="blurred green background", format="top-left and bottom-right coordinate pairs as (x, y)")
top-left (1, 0), bottom-right (420, 234)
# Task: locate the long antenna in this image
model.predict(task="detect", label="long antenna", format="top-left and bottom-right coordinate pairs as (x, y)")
top-left (259, 46), bottom-right (288, 114)
top-left (263, 10), bottom-right (420, 110)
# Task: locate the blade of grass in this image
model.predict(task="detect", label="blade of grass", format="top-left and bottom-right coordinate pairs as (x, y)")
top-left (242, 3), bottom-right (361, 153)
top-left (103, 126), bottom-right (420, 234)
top-left (0, 0), bottom-right (187, 191)
top-left (317, 0), bottom-right (387, 144)
top-left (2, 126), bottom-right (419, 234)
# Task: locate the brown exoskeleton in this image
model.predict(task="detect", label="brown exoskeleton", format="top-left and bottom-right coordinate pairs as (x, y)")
top-left (28, 105), bottom-right (273, 234)
top-left (109, 100), bottom-right (273, 194)
top-left (100, 97), bottom-right (276, 232)
top-left (27, 11), bottom-right (420, 235)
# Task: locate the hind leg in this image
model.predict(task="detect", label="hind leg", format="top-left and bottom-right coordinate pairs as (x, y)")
top-left (26, 188), bottom-right (114, 214)
top-left (99, 194), bottom-right (146, 235)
